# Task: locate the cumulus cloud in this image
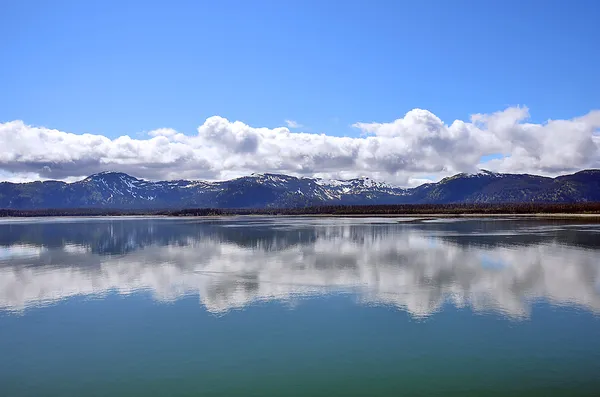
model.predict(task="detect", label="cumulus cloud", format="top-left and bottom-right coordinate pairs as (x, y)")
top-left (0, 107), bottom-right (599, 185)
top-left (284, 120), bottom-right (303, 128)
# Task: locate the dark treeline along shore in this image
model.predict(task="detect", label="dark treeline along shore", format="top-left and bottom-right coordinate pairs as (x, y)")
top-left (2, 203), bottom-right (600, 217)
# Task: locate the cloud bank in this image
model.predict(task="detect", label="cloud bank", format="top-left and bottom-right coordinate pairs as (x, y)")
top-left (1, 107), bottom-right (599, 185)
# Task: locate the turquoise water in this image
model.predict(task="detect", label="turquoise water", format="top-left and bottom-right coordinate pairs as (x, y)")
top-left (1, 217), bottom-right (600, 396)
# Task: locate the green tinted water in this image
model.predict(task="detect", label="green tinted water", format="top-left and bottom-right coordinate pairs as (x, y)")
top-left (1, 217), bottom-right (599, 396)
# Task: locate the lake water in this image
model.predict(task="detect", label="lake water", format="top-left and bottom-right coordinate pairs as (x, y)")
top-left (1, 216), bottom-right (600, 396)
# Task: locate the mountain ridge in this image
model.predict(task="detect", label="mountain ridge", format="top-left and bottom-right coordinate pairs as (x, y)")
top-left (0, 169), bottom-right (599, 209)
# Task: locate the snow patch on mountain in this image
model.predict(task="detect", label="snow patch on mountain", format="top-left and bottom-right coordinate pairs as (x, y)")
top-left (465, 170), bottom-right (506, 178)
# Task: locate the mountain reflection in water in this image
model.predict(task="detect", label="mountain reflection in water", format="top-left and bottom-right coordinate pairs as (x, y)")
top-left (1, 217), bottom-right (599, 318)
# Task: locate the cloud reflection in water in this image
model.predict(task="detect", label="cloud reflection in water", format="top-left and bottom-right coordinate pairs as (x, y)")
top-left (0, 217), bottom-right (599, 318)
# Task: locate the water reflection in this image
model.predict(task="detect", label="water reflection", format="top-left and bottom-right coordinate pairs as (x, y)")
top-left (0, 217), bottom-right (599, 318)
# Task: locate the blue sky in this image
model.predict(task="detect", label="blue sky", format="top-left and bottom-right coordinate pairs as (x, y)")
top-left (0, 0), bottom-right (599, 183)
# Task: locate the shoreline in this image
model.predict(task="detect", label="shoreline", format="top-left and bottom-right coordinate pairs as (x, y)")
top-left (2, 213), bottom-right (600, 221)
top-left (284, 213), bottom-right (600, 219)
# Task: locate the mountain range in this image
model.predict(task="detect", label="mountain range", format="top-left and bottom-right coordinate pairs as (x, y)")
top-left (0, 169), bottom-right (599, 209)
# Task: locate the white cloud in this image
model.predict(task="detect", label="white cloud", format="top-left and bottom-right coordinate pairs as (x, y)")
top-left (407, 177), bottom-right (434, 187)
top-left (0, 107), bottom-right (599, 185)
top-left (284, 120), bottom-right (302, 128)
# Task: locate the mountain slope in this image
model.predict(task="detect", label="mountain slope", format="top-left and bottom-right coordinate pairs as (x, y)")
top-left (0, 170), bottom-right (599, 209)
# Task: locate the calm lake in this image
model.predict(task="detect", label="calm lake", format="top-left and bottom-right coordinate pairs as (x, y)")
top-left (1, 216), bottom-right (600, 396)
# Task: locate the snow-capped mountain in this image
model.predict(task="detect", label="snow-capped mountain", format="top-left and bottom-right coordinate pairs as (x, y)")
top-left (0, 169), bottom-right (599, 209)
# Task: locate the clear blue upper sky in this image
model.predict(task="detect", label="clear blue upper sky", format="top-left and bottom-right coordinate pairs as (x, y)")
top-left (1, 0), bottom-right (599, 139)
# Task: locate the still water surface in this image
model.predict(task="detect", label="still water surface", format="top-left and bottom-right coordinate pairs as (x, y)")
top-left (1, 217), bottom-right (600, 396)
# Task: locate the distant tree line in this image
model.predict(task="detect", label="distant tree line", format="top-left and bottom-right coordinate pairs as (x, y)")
top-left (0, 208), bottom-right (154, 217)
top-left (242, 202), bottom-right (600, 215)
top-left (4, 203), bottom-right (599, 217)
